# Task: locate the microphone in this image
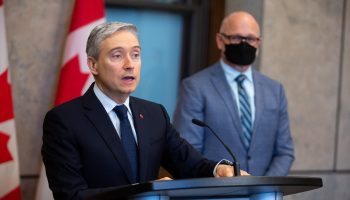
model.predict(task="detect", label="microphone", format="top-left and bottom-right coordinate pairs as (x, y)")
top-left (192, 119), bottom-right (240, 176)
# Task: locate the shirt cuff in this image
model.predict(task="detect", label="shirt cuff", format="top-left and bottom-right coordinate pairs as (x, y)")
top-left (213, 159), bottom-right (234, 176)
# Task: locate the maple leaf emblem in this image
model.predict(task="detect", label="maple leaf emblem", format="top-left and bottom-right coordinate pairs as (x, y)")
top-left (0, 131), bottom-right (13, 164)
top-left (0, 69), bottom-right (14, 123)
top-left (54, 55), bottom-right (89, 106)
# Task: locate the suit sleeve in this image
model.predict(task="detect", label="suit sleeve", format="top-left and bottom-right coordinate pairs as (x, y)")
top-left (160, 105), bottom-right (217, 178)
top-left (265, 85), bottom-right (295, 176)
top-left (42, 109), bottom-right (91, 200)
top-left (173, 78), bottom-right (205, 152)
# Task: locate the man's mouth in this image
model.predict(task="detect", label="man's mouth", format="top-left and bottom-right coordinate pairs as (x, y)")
top-left (122, 76), bottom-right (135, 81)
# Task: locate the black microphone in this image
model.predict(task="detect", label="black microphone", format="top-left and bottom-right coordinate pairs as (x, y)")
top-left (192, 119), bottom-right (240, 176)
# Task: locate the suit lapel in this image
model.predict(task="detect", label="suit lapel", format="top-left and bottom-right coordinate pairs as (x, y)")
top-left (82, 84), bottom-right (135, 183)
top-left (129, 97), bottom-right (149, 182)
top-left (251, 71), bottom-right (265, 148)
top-left (210, 64), bottom-right (242, 133)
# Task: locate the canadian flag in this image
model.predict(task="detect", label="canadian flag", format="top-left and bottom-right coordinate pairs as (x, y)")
top-left (35, 0), bottom-right (105, 199)
top-left (0, 0), bottom-right (22, 200)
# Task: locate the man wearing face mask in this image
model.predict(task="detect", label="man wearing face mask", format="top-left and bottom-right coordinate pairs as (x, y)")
top-left (173, 11), bottom-right (294, 176)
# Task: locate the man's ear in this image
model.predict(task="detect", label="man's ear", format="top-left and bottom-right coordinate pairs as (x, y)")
top-left (87, 56), bottom-right (98, 75)
top-left (216, 33), bottom-right (224, 51)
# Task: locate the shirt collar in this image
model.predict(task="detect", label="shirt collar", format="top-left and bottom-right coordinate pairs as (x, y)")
top-left (93, 83), bottom-right (131, 114)
top-left (220, 59), bottom-right (253, 83)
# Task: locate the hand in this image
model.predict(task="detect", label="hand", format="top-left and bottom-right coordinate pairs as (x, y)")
top-left (215, 164), bottom-right (250, 177)
top-left (155, 177), bottom-right (173, 181)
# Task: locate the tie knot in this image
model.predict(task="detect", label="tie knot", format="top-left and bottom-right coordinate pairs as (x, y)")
top-left (113, 105), bottom-right (128, 120)
top-left (235, 74), bottom-right (247, 85)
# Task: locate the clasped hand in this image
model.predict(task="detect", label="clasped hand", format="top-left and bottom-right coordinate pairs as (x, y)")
top-left (156, 165), bottom-right (249, 181)
top-left (215, 164), bottom-right (250, 177)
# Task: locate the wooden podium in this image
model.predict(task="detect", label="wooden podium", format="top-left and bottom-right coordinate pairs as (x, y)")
top-left (88, 176), bottom-right (322, 200)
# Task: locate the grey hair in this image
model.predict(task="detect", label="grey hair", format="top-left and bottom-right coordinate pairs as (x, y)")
top-left (86, 21), bottom-right (138, 59)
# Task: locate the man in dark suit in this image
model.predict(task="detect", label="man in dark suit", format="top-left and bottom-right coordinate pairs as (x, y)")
top-left (42, 21), bottom-right (245, 200)
top-left (173, 11), bottom-right (294, 176)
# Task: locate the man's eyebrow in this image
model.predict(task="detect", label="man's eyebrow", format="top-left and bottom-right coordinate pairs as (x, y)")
top-left (132, 45), bottom-right (141, 50)
top-left (109, 46), bottom-right (141, 52)
top-left (109, 47), bottom-right (123, 52)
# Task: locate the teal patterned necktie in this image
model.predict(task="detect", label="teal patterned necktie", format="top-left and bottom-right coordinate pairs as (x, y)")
top-left (235, 74), bottom-right (252, 150)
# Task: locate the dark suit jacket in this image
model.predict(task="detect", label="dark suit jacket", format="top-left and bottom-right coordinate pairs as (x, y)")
top-left (42, 83), bottom-right (216, 200)
top-left (173, 62), bottom-right (294, 176)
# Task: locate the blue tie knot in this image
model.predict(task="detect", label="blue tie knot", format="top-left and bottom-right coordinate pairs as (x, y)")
top-left (113, 105), bottom-right (128, 120)
top-left (235, 74), bottom-right (247, 86)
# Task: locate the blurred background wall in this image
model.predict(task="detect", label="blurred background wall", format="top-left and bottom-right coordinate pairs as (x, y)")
top-left (228, 1), bottom-right (350, 199)
top-left (3, 0), bottom-right (349, 199)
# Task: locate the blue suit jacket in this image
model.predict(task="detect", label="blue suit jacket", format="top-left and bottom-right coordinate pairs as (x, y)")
top-left (173, 62), bottom-right (294, 176)
top-left (42, 83), bottom-right (216, 200)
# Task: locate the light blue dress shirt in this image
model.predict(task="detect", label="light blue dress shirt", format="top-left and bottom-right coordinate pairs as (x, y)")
top-left (220, 59), bottom-right (255, 122)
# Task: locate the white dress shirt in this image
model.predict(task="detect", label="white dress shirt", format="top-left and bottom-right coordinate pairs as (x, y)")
top-left (93, 84), bottom-right (138, 144)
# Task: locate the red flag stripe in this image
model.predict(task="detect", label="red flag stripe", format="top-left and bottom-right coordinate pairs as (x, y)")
top-left (54, 56), bottom-right (89, 106)
top-left (69, 0), bottom-right (105, 32)
top-left (0, 186), bottom-right (21, 200)
top-left (1, 1), bottom-right (21, 200)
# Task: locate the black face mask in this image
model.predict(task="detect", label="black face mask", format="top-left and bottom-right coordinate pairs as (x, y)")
top-left (224, 42), bottom-right (257, 66)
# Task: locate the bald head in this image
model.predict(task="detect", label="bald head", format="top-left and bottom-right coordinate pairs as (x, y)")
top-left (216, 11), bottom-right (261, 70)
top-left (220, 11), bottom-right (260, 37)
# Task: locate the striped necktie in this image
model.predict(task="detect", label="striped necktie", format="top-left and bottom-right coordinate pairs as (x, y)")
top-left (235, 74), bottom-right (252, 150)
top-left (113, 105), bottom-right (139, 183)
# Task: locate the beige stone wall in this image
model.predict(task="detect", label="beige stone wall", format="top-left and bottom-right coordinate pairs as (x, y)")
top-left (227, 0), bottom-right (350, 199)
top-left (262, 0), bottom-right (343, 171)
top-left (337, 0), bottom-right (350, 171)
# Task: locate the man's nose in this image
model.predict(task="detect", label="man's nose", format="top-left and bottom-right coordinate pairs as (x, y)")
top-left (123, 56), bottom-right (134, 69)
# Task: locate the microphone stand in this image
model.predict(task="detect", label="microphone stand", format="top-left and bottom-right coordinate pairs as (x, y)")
top-left (205, 125), bottom-right (240, 176)
top-left (192, 119), bottom-right (240, 176)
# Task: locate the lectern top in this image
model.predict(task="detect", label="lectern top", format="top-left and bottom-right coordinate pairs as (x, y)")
top-left (87, 176), bottom-right (322, 200)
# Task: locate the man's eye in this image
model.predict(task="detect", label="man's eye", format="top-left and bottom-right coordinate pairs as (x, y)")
top-left (231, 36), bottom-right (241, 41)
top-left (112, 54), bottom-right (121, 58)
top-left (110, 53), bottom-right (123, 60)
top-left (131, 52), bottom-right (140, 60)
top-left (246, 37), bottom-right (255, 42)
